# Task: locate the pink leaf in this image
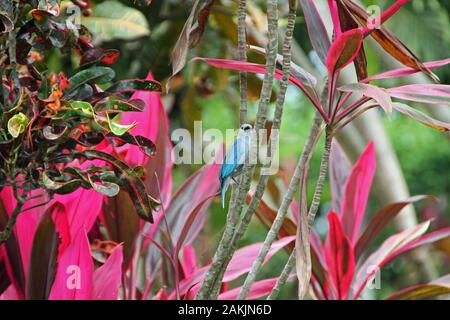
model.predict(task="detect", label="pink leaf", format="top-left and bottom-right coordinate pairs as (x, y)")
top-left (339, 83), bottom-right (393, 117)
top-left (326, 28), bottom-right (364, 75)
top-left (353, 221), bottom-right (431, 299)
top-left (355, 195), bottom-right (435, 261)
top-left (329, 141), bottom-right (351, 213)
top-left (364, 58), bottom-right (450, 82)
top-left (192, 57), bottom-right (314, 93)
top-left (340, 141), bottom-right (376, 244)
top-left (385, 274), bottom-right (450, 300)
top-left (92, 245), bottom-right (123, 300)
top-left (324, 212), bottom-right (355, 300)
top-left (387, 84), bottom-right (450, 106)
top-left (328, 0), bottom-right (342, 38)
top-left (180, 245), bottom-right (198, 278)
top-left (362, 0), bottom-right (409, 36)
top-left (49, 229), bottom-right (94, 300)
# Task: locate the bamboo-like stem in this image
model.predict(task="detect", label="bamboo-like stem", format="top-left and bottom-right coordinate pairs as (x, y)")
top-left (195, 0), bottom-right (279, 300)
top-left (238, 0), bottom-right (248, 125)
top-left (307, 129), bottom-right (332, 227)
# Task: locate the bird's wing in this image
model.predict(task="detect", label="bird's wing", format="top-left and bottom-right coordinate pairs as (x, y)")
top-left (220, 137), bottom-right (247, 181)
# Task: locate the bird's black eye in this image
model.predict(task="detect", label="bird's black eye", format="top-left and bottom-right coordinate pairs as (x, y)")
top-left (241, 124), bottom-right (252, 131)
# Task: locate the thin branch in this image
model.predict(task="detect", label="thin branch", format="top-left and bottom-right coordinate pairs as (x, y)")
top-left (238, 0), bottom-right (248, 125)
top-left (267, 250), bottom-right (295, 300)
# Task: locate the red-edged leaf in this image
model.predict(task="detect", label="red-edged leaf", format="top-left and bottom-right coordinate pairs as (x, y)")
top-left (355, 195), bottom-right (435, 261)
top-left (340, 0), bottom-right (439, 82)
top-left (385, 274), bottom-right (450, 300)
top-left (388, 84), bottom-right (450, 106)
top-left (329, 140), bottom-right (352, 214)
top-left (387, 226), bottom-right (450, 260)
top-left (336, 0), bottom-right (367, 80)
top-left (364, 58), bottom-right (450, 82)
top-left (392, 103), bottom-right (450, 132)
top-left (353, 221), bottom-right (431, 299)
top-left (326, 29), bottom-right (364, 75)
top-left (300, 0), bottom-right (331, 65)
top-left (340, 141), bottom-right (376, 244)
top-left (324, 212), bottom-right (355, 300)
top-left (339, 83), bottom-right (392, 117)
top-left (192, 57), bottom-right (316, 93)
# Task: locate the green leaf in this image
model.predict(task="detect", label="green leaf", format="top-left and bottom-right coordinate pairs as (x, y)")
top-left (106, 112), bottom-right (136, 136)
top-left (8, 112), bottom-right (29, 138)
top-left (105, 79), bottom-right (162, 94)
top-left (81, 1), bottom-right (150, 41)
top-left (65, 67), bottom-right (115, 95)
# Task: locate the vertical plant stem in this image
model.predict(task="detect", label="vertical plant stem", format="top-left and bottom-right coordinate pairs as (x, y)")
top-left (238, 0), bottom-right (248, 125)
top-left (307, 129), bottom-right (332, 227)
top-left (196, 0), bottom-right (280, 300)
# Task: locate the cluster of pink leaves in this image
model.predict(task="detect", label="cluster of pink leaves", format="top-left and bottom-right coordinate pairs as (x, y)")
top-left (0, 73), bottom-right (293, 300)
top-left (269, 142), bottom-right (450, 300)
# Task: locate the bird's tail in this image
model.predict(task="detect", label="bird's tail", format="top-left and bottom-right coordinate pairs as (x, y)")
top-left (221, 177), bottom-right (230, 209)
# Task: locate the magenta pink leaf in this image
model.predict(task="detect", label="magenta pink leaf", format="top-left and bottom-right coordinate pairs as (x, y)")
top-left (324, 212), bottom-right (355, 300)
top-left (92, 245), bottom-right (123, 300)
top-left (49, 229), bottom-right (94, 300)
top-left (328, 0), bottom-right (342, 38)
top-left (340, 141), bottom-right (376, 244)
top-left (392, 102), bottom-right (450, 132)
top-left (326, 28), bottom-right (364, 75)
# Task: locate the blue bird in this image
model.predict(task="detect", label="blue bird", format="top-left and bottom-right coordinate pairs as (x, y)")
top-left (219, 123), bottom-right (254, 208)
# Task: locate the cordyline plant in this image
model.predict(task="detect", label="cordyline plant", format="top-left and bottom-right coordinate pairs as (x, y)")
top-left (253, 141), bottom-right (450, 300)
top-left (176, 0), bottom-right (450, 300)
